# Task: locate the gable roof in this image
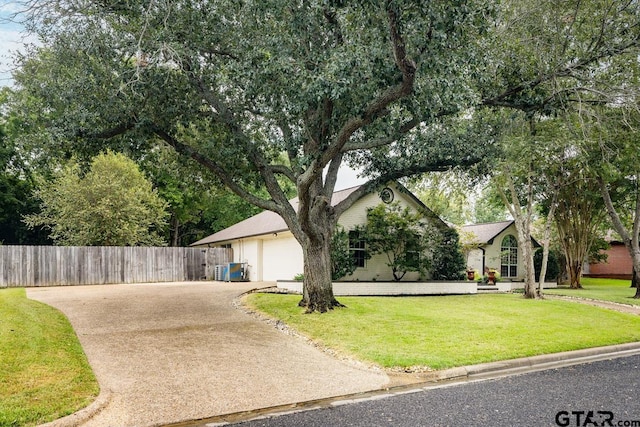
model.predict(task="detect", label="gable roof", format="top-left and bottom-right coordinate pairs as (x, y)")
top-left (460, 220), bottom-right (542, 248)
top-left (460, 220), bottom-right (515, 245)
top-left (190, 186), bottom-right (362, 246)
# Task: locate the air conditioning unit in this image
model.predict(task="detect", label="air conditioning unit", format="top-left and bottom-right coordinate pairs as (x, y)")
top-left (226, 263), bottom-right (244, 282)
top-left (214, 265), bottom-right (227, 281)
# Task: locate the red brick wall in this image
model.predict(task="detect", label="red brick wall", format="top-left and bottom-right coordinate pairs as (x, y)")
top-left (587, 244), bottom-right (633, 279)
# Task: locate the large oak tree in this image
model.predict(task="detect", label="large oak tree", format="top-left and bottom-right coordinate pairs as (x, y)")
top-left (12, 0), bottom-right (640, 309)
top-left (14, 0), bottom-right (497, 311)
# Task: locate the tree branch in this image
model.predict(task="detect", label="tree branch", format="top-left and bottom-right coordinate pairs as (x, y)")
top-left (342, 118), bottom-right (420, 152)
top-left (297, 2), bottom-right (417, 196)
top-left (598, 175), bottom-right (631, 245)
top-left (152, 126), bottom-right (280, 213)
top-left (482, 36), bottom-right (640, 111)
top-left (269, 164), bottom-right (296, 183)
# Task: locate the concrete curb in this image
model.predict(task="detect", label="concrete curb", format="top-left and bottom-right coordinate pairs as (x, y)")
top-left (429, 341), bottom-right (640, 381)
top-left (167, 341), bottom-right (640, 427)
top-left (38, 389), bottom-right (112, 427)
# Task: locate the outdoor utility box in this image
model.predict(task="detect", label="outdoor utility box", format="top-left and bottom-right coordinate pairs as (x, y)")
top-left (226, 263), bottom-right (244, 282)
top-left (214, 264), bottom-right (227, 281)
top-left (214, 263), bottom-right (245, 281)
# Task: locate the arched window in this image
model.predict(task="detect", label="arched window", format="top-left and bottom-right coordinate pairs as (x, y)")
top-left (501, 235), bottom-right (518, 277)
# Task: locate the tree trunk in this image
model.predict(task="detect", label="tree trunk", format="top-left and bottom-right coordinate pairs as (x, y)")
top-left (631, 267), bottom-right (638, 289)
top-left (520, 234), bottom-right (537, 299)
top-left (537, 195), bottom-right (557, 297)
top-left (299, 235), bottom-right (343, 313)
top-left (567, 260), bottom-right (584, 289)
top-left (170, 214), bottom-right (180, 247)
top-left (495, 159), bottom-right (540, 299)
top-left (598, 176), bottom-right (640, 300)
top-left (633, 260), bottom-right (640, 299)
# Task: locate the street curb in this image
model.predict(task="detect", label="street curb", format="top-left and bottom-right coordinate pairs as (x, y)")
top-left (38, 389), bottom-right (112, 427)
top-left (427, 341), bottom-right (640, 381)
top-left (165, 341), bottom-right (640, 427)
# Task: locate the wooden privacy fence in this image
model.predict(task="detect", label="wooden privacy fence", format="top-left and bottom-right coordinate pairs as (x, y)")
top-left (0, 246), bottom-right (233, 287)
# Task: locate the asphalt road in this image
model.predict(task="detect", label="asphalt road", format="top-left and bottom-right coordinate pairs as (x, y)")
top-left (232, 354), bottom-right (640, 427)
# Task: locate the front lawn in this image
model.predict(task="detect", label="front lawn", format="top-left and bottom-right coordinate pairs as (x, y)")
top-left (0, 288), bottom-right (99, 427)
top-left (545, 277), bottom-right (640, 306)
top-left (245, 293), bottom-right (640, 371)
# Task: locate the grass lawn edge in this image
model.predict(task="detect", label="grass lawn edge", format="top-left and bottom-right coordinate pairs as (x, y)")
top-left (0, 288), bottom-right (100, 427)
top-left (243, 292), bottom-right (640, 373)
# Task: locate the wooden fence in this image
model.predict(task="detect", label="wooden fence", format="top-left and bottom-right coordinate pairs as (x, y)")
top-left (0, 246), bottom-right (233, 287)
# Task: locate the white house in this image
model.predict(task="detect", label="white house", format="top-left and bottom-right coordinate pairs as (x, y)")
top-left (191, 183), bottom-right (448, 282)
top-left (460, 220), bottom-right (540, 281)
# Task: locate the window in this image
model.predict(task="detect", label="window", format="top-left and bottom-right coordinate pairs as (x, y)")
top-left (500, 235), bottom-right (518, 277)
top-left (404, 240), bottom-right (421, 269)
top-left (349, 230), bottom-right (366, 268)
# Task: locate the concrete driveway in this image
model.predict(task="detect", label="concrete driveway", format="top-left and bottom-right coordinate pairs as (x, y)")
top-left (27, 282), bottom-right (389, 426)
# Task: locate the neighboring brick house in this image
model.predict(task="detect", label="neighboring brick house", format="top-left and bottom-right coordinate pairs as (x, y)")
top-left (585, 240), bottom-right (633, 280)
top-left (190, 182), bottom-right (448, 282)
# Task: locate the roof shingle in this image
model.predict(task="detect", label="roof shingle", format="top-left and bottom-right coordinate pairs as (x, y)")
top-left (460, 220), bottom-right (514, 244)
top-left (190, 186), bottom-right (361, 246)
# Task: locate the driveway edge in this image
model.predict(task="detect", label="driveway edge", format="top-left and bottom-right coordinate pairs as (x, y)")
top-left (38, 389), bottom-right (112, 427)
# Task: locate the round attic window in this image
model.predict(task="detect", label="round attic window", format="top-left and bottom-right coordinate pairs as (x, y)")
top-left (380, 187), bottom-right (394, 203)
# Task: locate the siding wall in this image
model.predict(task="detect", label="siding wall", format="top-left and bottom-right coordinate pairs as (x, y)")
top-left (231, 239), bottom-right (263, 281)
top-left (0, 246), bottom-right (232, 287)
top-left (337, 185), bottom-right (425, 281)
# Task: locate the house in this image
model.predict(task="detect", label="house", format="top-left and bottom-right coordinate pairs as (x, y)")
top-left (190, 182), bottom-right (448, 282)
top-left (585, 240), bottom-right (633, 280)
top-left (460, 220), bottom-right (540, 281)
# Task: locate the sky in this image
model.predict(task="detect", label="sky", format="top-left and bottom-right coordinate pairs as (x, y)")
top-left (0, 1), bottom-right (34, 87)
top-left (333, 165), bottom-right (367, 190)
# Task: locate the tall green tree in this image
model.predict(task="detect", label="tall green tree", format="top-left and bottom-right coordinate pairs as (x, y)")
top-left (14, 0), bottom-right (499, 312)
top-left (0, 88), bottom-right (49, 244)
top-left (479, 0), bottom-right (640, 297)
top-left (491, 114), bottom-right (556, 299)
top-left (140, 145), bottom-right (262, 246)
top-left (554, 156), bottom-right (607, 289)
top-left (589, 107), bottom-right (640, 298)
top-left (12, 0), bottom-right (640, 310)
top-left (24, 151), bottom-right (168, 246)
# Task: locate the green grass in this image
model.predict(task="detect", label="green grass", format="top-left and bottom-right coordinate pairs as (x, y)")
top-left (246, 293), bottom-right (640, 371)
top-left (545, 277), bottom-right (640, 306)
top-left (0, 288), bottom-right (99, 427)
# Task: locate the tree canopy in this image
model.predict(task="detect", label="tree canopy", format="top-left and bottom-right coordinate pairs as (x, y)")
top-left (24, 151), bottom-right (168, 246)
top-left (10, 0), bottom-right (640, 310)
top-left (0, 88), bottom-right (50, 244)
top-left (13, 0), bottom-right (500, 311)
